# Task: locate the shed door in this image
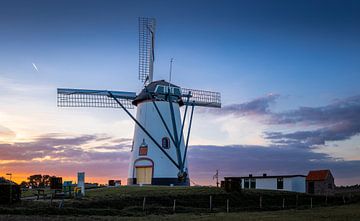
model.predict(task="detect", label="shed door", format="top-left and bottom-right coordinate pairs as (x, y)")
top-left (308, 181), bottom-right (314, 194)
top-left (136, 167), bottom-right (152, 184)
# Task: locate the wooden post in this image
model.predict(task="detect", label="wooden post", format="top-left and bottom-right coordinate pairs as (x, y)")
top-left (226, 199), bottom-right (229, 213)
top-left (259, 196), bottom-right (262, 209)
top-left (143, 197), bottom-right (146, 211)
top-left (209, 195), bottom-right (213, 212)
top-left (296, 195), bottom-right (298, 208)
top-left (325, 195), bottom-right (328, 206)
top-left (173, 199), bottom-right (176, 213)
top-left (310, 197), bottom-right (313, 209)
top-left (282, 198), bottom-right (285, 209)
top-left (343, 195), bottom-right (346, 204)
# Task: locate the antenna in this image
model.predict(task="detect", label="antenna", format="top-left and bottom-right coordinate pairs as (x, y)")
top-left (169, 58), bottom-right (174, 85)
top-left (213, 170), bottom-right (219, 187)
top-left (139, 17), bottom-right (156, 84)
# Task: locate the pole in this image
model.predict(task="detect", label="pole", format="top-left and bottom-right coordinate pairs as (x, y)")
top-left (259, 196), bottom-right (262, 209)
top-left (282, 198), bottom-right (285, 209)
top-left (209, 195), bottom-right (212, 212)
top-left (6, 173), bottom-right (12, 203)
top-left (226, 199), bottom-right (229, 213)
top-left (310, 197), bottom-right (313, 209)
top-left (143, 197), bottom-right (146, 211)
top-left (173, 199), bottom-right (176, 213)
top-left (325, 195), bottom-right (328, 206)
top-left (182, 103), bottom-right (195, 164)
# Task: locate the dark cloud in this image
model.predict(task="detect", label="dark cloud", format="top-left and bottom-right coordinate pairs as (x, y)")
top-left (204, 94), bottom-right (360, 146)
top-left (188, 145), bottom-right (360, 185)
top-left (0, 134), bottom-right (131, 181)
top-left (204, 94), bottom-right (279, 117)
top-left (1, 134), bottom-right (359, 185)
top-left (266, 95), bottom-right (360, 145)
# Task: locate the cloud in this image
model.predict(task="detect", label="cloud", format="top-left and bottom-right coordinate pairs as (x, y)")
top-left (0, 125), bottom-right (16, 140)
top-left (266, 95), bottom-right (360, 146)
top-left (203, 94), bottom-right (360, 146)
top-left (188, 145), bottom-right (360, 185)
top-left (1, 133), bottom-right (359, 185)
top-left (204, 93), bottom-right (279, 117)
top-left (0, 133), bottom-right (132, 182)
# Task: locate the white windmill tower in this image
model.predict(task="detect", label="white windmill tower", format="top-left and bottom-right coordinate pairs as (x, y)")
top-left (57, 18), bottom-right (221, 186)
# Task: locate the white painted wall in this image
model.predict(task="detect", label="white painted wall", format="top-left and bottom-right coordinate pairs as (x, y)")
top-left (256, 178), bottom-right (277, 190)
top-left (241, 176), bottom-right (306, 193)
top-left (291, 176), bottom-right (306, 193)
top-left (128, 101), bottom-right (188, 181)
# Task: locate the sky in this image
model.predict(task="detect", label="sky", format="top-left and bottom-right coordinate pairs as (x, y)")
top-left (0, 0), bottom-right (360, 186)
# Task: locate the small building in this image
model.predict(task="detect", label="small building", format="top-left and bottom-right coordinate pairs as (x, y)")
top-left (306, 169), bottom-right (335, 195)
top-left (224, 174), bottom-right (306, 193)
top-left (0, 177), bottom-right (21, 204)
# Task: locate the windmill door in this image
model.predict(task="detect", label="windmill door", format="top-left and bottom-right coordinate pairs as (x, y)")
top-left (136, 167), bottom-right (153, 184)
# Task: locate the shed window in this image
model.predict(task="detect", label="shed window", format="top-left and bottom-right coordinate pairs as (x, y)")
top-left (277, 178), bottom-right (284, 189)
top-left (162, 137), bottom-right (170, 149)
top-left (244, 179), bottom-right (249, 189)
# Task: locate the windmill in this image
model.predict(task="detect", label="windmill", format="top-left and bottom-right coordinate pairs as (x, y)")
top-left (57, 17), bottom-right (221, 186)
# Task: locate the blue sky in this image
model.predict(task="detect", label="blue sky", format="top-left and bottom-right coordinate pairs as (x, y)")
top-left (0, 0), bottom-right (360, 185)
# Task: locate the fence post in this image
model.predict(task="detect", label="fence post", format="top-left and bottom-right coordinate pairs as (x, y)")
top-left (226, 199), bottom-right (229, 213)
top-left (343, 195), bottom-right (346, 204)
top-left (209, 195), bottom-right (213, 212)
top-left (296, 195), bottom-right (298, 208)
top-left (143, 197), bottom-right (146, 211)
top-left (325, 195), bottom-right (328, 206)
top-left (310, 197), bottom-right (313, 209)
top-left (282, 198), bottom-right (285, 209)
top-left (259, 196), bottom-right (262, 209)
top-left (173, 199), bottom-right (176, 213)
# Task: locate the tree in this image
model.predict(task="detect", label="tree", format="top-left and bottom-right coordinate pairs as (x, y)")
top-left (27, 174), bottom-right (42, 188)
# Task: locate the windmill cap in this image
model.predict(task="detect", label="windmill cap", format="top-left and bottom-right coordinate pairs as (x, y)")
top-left (132, 80), bottom-right (184, 106)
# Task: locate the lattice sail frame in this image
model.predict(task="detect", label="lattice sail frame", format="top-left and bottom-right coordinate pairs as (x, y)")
top-left (139, 17), bottom-right (156, 84)
top-left (57, 88), bottom-right (136, 109)
top-left (182, 88), bottom-right (221, 108)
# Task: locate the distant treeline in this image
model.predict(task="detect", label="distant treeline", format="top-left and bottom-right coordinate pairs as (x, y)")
top-left (20, 174), bottom-right (57, 188)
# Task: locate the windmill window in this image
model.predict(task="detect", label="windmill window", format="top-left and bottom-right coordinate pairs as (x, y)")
top-left (139, 146), bottom-right (148, 156)
top-left (162, 137), bottom-right (170, 149)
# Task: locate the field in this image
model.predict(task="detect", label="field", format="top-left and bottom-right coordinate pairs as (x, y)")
top-left (0, 186), bottom-right (359, 220)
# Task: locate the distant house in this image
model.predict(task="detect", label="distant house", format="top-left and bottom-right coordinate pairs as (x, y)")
top-left (224, 174), bottom-right (306, 193)
top-left (0, 177), bottom-right (21, 204)
top-left (306, 169), bottom-right (335, 195)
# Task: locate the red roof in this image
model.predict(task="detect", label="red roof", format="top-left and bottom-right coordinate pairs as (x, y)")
top-left (306, 170), bottom-right (331, 181)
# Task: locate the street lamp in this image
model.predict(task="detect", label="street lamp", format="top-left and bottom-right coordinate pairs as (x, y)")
top-left (6, 173), bottom-right (12, 203)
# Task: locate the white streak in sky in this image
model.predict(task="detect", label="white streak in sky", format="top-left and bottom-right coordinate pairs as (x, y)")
top-left (32, 63), bottom-right (39, 72)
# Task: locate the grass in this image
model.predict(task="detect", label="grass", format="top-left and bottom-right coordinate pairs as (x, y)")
top-left (2, 186), bottom-right (358, 217)
top-left (0, 203), bottom-right (359, 221)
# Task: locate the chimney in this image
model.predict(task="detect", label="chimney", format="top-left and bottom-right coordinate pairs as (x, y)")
top-left (263, 173), bottom-right (267, 177)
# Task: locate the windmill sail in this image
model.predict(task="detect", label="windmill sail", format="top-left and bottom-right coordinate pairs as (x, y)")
top-left (57, 88), bottom-right (136, 109)
top-left (139, 17), bottom-right (156, 84)
top-left (182, 88), bottom-right (221, 108)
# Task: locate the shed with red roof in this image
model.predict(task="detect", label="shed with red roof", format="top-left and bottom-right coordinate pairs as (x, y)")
top-left (306, 169), bottom-right (335, 195)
